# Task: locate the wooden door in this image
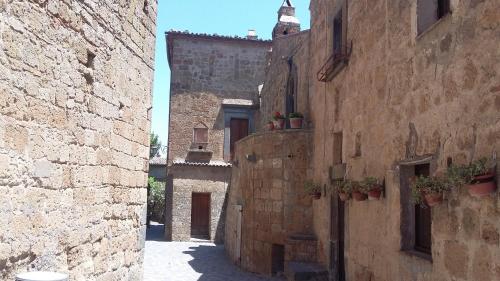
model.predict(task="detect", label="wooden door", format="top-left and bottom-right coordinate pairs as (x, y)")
top-left (191, 193), bottom-right (210, 239)
top-left (230, 118), bottom-right (249, 160)
top-left (330, 194), bottom-right (346, 281)
top-left (271, 244), bottom-right (285, 276)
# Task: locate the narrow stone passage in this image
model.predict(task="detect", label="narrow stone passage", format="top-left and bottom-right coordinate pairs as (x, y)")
top-left (144, 222), bottom-right (281, 281)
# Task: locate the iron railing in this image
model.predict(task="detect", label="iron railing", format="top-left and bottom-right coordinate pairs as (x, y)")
top-left (317, 41), bottom-right (353, 82)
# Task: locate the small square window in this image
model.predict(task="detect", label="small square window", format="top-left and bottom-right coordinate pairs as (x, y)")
top-left (193, 128), bottom-right (208, 144)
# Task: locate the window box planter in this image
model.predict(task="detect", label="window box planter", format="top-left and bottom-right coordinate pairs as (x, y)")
top-left (288, 112), bottom-right (304, 129)
top-left (305, 180), bottom-right (322, 200)
top-left (310, 192), bottom-right (322, 200)
top-left (423, 192), bottom-right (443, 207)
top-left (467, 173), bottom-right (496, 197)
top-left (368, 187), bottom-right (382, 200)
top-left (266, 121), bottom-right (275, 131)
top-left (272, 112), bottom-right (286, 130)
top-left (273, 119), bottom-right (285, 130)
top-left (411, 175), bottom-right (450, 207)
top-left (448, 158), bottom-right (497, 198)
top-left (289, 118), bottom-right (303, 129)
top-left (352, 191), bottom-right (367, 201)
top-left (361, 177), bottom-right (383, 200)
top-left (339, 192), bottom-right (350, 201)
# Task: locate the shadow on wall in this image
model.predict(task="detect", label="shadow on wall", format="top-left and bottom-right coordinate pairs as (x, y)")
top-left (213, 192), bottom-right (228, 244)
top-left (183, 245), bottom-right (283, 280)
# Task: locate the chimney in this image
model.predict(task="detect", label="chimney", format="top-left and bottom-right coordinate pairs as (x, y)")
top-left (247, 29), bottom-right (258, 40)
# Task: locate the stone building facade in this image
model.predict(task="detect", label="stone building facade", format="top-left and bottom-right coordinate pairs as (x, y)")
top-left (165, 31), bottom-right (271, 243)
top-left (226, 0), bottom-right (499, 280)
top-left (226, 130), bottom-right (317, 276)
top-left (0, 0), bottom-right (157, 280)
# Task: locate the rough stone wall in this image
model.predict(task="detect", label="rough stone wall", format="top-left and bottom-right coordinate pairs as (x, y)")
top-left (308, 0), bottom-right (500, 280)
top-left (0, 0), bottom-right (156, 280)
top-left (258, 31), bottom-right (310, 130)
top-left (225, 130), bottom-right (314, 275)
top-left (167, 165), bottom-right (230, 244)
top-left (167, 34), bottom-right (271, 163)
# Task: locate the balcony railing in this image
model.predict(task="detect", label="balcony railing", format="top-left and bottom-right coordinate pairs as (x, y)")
top-left (316, 42), bottom-right (353, 82)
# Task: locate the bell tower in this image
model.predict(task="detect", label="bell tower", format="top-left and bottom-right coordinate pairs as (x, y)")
top-left (272, 0), bottom-right (301, 39)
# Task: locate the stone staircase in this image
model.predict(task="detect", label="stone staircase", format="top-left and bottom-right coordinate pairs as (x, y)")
top-left (284, 234), bottom-right (329, 281)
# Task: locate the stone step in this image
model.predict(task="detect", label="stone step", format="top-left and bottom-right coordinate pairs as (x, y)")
top-left (285, 261), bottom-right (329, 281)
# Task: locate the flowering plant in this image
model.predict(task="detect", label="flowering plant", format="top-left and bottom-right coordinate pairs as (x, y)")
top-left (273, 112), bottom-right (286, 120)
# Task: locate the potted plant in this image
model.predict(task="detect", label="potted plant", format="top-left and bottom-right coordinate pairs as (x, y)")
top-left (289, 112), bottom-right (304, 129)
top-left (411, 175), bottom-right (450, 207)
top-left (360, 177), bottom-right (383, 200)
top-left (449, 158), bottom-right (496, 198)
top-left (351, 181), bottom-right (368, 201)
top-left (335, 180), bottom-right (353, 201)
top-left (266, 121), bottom-right (275, 131)
top-left (273, 112), bottom-right (286, 130)
top-left (305, 180), bottom-right (322, 200)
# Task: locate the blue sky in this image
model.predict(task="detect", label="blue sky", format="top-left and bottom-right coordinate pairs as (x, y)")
top-left (151, 0), bottom-right (311, 146)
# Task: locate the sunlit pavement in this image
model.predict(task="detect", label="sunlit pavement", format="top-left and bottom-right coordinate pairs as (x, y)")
top-left (144, 222), bottom-right (282, 281)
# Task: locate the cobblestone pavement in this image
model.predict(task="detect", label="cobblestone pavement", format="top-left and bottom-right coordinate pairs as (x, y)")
top-left (144, 222), bottom-right (282, 281)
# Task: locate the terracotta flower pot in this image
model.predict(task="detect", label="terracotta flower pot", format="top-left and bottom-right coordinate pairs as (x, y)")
top-left (467, 174), bottom-right (496, 197)
top-left (339, 192), bottom-right (349, 201)
top-left (352, 191), bottom-right (367, 201)
top-left (267, 122), bottom-right (275, 131)
top-left (368, 188), bottom-right (382, 200)
top-left (311, 192), bottom-right (321, 200)
top-left (274, 119), bottom-right (285, 130)
top-left (424, 192), bottom-right (443, 207)
top-left (289, 118), bottom-right (303, 129)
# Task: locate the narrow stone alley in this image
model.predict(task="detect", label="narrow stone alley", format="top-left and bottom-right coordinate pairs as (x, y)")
top-left (144, 222), bottom-right (282, 281)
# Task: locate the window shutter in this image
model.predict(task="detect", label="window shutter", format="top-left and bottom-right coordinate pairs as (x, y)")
top-left (194, 128), bottom-right (208, 144)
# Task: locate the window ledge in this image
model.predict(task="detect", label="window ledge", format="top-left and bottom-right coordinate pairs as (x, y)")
top-left (401, 249), bottom-right (433, 263)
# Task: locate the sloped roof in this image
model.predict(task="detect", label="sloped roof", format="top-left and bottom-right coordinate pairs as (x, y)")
top-left (149, 157), bottom-right (167, 165)
top-left (172, 159), bottom-right (232, 168)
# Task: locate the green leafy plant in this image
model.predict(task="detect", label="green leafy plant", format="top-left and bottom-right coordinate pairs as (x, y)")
top-left (335, 179), bottom-right (353, 194)
top-left (304, 180), bottom-right (322, 194)
top-left (273, 112), bottom-right (286, 120)
top-left (148, 177), bottom-right (166, 221)
top-left (350, 180), bottom-right (369, 194)
top-left (360, 177), bottom-right (380, 191)
top-left (150, 132), bottom-right (162, 158)
top-left (289, 112), bottom-right (304, 118)
top-left (451, 158), bottom-right (493, 185)
top-left (467, 158), bottom-right (491, 177)
top-left (410, 175), bottom-right (451, 205)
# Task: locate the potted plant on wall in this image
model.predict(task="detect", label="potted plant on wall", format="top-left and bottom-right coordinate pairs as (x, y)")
top-left (335, 180), bottom-right (352, 201)
top-left (360, 177), bottom-right (383, 200)
top-left (448, 157), bottom-right (496, 198)
top-left (305, 180), bottom-right (322, 200)
top-left (273, 112), bottom-right (286, 130)
top-left (411, 175), bottom-right (450, 207)
top-left (266, 121), bottom-right (275, 131)
top-left (289, 112), bottom-right (304, 129)
top-left (351, 181), bottom-right (368, 201)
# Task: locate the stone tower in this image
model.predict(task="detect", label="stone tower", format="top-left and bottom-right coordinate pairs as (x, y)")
top-left (272, 0), bottom-right (301, 39)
